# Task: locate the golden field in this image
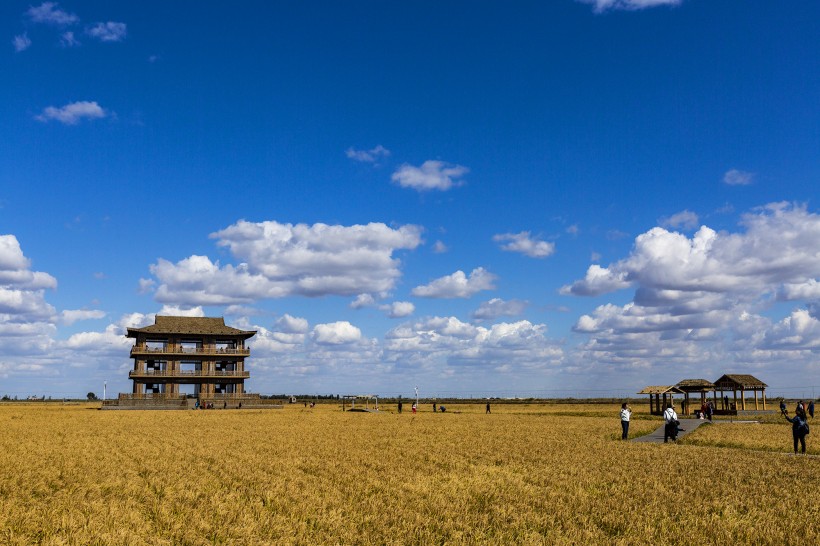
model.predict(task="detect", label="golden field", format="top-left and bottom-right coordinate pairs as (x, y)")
top-left (0, 402), bottom-right (818, 545)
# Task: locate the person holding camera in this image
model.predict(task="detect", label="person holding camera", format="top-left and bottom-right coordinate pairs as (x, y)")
top-left (784, 403), bottom-right (809, 455)
top-left (663, 403), bottom-right (679, 443)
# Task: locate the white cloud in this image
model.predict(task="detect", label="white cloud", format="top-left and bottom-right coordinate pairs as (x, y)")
top-left (35, 101), bottom-right (107, 125)
top-left (275, 314), bottom-right (309, 334)
top-left (384, 317), bottom-right (562, 371)
top-left (151, 221), bottom-right (423, 306)
top-left (566, 203), bottom-right (820, 369)
top-left (60, 309), bottom-right (105, 326)
top-left (432, 240), bottom-right (448, 253)
top-left (391, 160), bottom-right (468, 191)
top-left (346, 145), bottom-right (390, 163)
top-left (157, 305), bottom-right (205, 317)
top-left (577, 0), bottom-right (682, 12)
top-left (350, 293), bottom-right (376, 309)
top-left (384, 301), bottom-right (414, 318)
top-left (60, 31), bottom-right (80, 47)
top-left (12, 34), bottom-right (31, 52)
top-left (85, 22), bottom-right (127, 42)
top-left (26, 2), bottom-right (79, 26)
top-left (723, 169), bottom-right (754, 186)
top-left (659, 210), bottom-right (699, 230)
top-left (493, 231), bottom-right (555, 258)
top-left (312, 321), bottom-right (362, 345)
top-left (472, 298), bottom-right (528, 320)
top-left (411, 267), bottom-right (497, 299)
top-left (137, 278), bottom-right (155, 294)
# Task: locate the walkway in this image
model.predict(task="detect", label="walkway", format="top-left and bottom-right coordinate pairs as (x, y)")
top-left (631, 418), bottom-right (709, 443)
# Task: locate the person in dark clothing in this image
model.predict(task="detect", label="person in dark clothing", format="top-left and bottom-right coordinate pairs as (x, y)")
top-left (486, 402), bottom-right (491, 414)
top-left (663, 403), bottom-right (678, 443)
top-left (780, 399), bottom-right (787, 415)
top-left (397, 401), bottom-right (403, 414)
top-left (785, 406), bottom-right (809, 454)
top-left (705, 401), bottom-right (713, 422)
top-left (809, 400), bottom-right (815, 419)
top-left (433, 403), bottom-right (437, 413)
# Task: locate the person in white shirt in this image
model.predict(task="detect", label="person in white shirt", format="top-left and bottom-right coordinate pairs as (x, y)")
top-left (663, 403), bottom-right (679, 443)
top-left (620, 403), bottom-right (632, 440)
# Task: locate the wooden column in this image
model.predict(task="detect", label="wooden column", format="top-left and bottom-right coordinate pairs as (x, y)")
top-left (762, 390), bottom-right (766, 410)
top-left (754, 390), bottom-right (759, 410)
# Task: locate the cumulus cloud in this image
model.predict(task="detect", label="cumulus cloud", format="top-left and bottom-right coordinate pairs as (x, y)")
top-left (85, 22), bottom-right (127, 42)
top-left (659, 210), bottom-right (699, 230)
top-left (60, 309), bottom-right (105, 326)
top-left (350, 293), bottom-right (376, 309)
top-left (577, 0), bottom-right (682, 12)
top-left (157, 305), bottom-right (204, 317)
top-left (0, 235), bottom-right (60, 366)
top-left (384, 301), bottom-right (415, 318)
top-left (312, 321), bottom-right (362, 345)
top-left (150, 220), bottom-right (423, 306)
top-left (723, 169), bottom-right (754, 186)
top-left (391, 160), bottom-right (468, 191)
top-left (493, 231), bottom-right (555, 258)
top-left (35, 101), bottom-right (107, 125)
top-left (12, 34), bottom-right (31, 52)
top-left (565, 202), bottom-right (820, 369)
top-left (411, 267), bottom-right (497, 299)
top-left (276, 314), bottom-right (309, 334)
top-left (346, 145), bottom-right (390, 163)
top-left (472, 298), bottom-right (528, 320)
top-left (26, 2), bottom-right (79, 26)
top-left (384, 316), bottom-right (562, 371)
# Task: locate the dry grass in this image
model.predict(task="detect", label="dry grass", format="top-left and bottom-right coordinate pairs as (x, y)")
top-left (0, 402), bottom-right (818, 545)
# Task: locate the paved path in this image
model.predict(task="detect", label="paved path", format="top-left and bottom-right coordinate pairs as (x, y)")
top-left (631, 418), bottom-right (709, 443)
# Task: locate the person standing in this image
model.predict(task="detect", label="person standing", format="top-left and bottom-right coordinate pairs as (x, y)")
top-left (663, 403), bottom-right (678, 443)
top-left (620, 403), bottom-right (631, 440)
top-left (486, 402), bottom-right (491, 414)
top-left (411, 403), bottom-right (417, 414)
top-left (785, 405), bottom-right (809, 454)
top-left (780, 399), bottom-right (787, 415)
top-left (397, 400), bottom-right (403, 414)
top-left (706, 401), bottom-right (713, 422)
top-left (809, 400), bottom-right (815, 419)
top-left (433, 403), bottom-right (437, 413)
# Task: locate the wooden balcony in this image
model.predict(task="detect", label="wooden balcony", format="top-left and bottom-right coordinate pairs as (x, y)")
top-left (130, 345), bottom-right (250, 357)
top-left (129, 370), bottom-right (250, 380)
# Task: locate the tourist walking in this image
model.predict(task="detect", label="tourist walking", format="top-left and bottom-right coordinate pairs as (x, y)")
top-left (663, 403), bottom-right (679, 443)
top-left (784, 405), bottom-right (809, 454)
top-left (620, 403), bottom-right (631, 440)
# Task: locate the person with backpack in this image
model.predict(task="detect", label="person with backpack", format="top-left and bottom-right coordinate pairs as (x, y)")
top-left (784, 405), bottom-right (809, 455)
top-left (663, 403), bottom-right (679, 443)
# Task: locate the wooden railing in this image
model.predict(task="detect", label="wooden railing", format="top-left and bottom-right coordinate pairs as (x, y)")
top-left (129, 370), bottom-right (250, 379)
top-left (117, 393), bottom-right (186, 400)
top-left (130, 345), bottom-right (250, 356)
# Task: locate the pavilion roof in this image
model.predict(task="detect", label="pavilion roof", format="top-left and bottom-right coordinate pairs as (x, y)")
top-left (676, 378), bottom-right (715, 391)
top-left (714, 374), bottom-right (767, 390)
top-left (126, 316), bottom-right (256, 339)
top-left (637, 385), bottom-right (685, 395)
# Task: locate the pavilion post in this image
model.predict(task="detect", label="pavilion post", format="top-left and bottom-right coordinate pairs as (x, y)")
top-left (754, 390), bottom-right (759, 410)
top-left (762, 390), bottom-right (766, 410)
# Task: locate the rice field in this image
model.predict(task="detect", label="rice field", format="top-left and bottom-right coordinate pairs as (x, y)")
top-left (0, 402), bottom-right (818, 545)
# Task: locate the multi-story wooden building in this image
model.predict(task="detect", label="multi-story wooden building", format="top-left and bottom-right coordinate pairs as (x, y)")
top-left (126, 316), bottom-right (256, 400)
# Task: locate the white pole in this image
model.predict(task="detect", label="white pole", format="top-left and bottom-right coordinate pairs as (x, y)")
top-left (414, 386), bottom-right (419, 408)
top-left (103, 381), bottom-right (107, 401)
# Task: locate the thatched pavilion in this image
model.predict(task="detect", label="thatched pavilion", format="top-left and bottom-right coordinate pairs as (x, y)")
top-left (713, 374), bottom-right (767, 411)
top-left (638, 385), bottom-right (684, 415)
top-left (676, 379), bottom-right (715, 416)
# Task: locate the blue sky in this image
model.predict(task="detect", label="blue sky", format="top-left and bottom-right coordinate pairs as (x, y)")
top-left (2, 0), bottom-right (819, 399)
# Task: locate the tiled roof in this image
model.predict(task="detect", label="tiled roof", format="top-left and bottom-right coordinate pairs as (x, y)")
top-left (126, 316), bottom-right (256, 338)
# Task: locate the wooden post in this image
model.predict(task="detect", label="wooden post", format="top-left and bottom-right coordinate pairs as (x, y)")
top-left (754, 389), bottom-right (759, 410)
top-left (762, 390), bottom-right (766, 410)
